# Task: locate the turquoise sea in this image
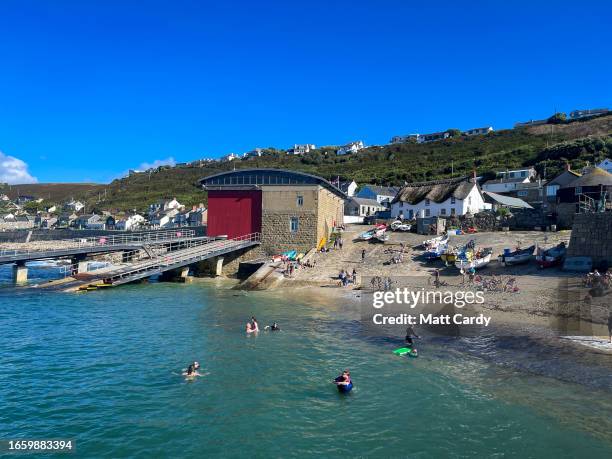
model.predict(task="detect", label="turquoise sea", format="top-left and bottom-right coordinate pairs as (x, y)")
top-left (1, 265), bottom-right (611, 458)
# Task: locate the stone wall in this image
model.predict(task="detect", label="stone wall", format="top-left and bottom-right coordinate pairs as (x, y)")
top-left (556, 203), bottom-right (578, 229)
top-left (316, 187), bottom-right (344, 244)
top-left (567, 212), bottom-right (612, 268)
top-left (260, 210), bottom-right (317, 254)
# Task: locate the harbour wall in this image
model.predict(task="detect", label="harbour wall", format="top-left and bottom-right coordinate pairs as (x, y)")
top-left (567, 212), bottom-right (612, 268)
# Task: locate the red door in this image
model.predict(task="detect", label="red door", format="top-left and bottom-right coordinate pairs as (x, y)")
top-left (206, 190), bottom-right (262, 239)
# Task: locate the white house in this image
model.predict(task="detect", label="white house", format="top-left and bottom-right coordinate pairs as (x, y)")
top-left (220, 153), bottom-right (239, 162)
top-left (65, 199), bottom-right (85, 212)
top-left (150, 208), bottom-right (180, 228)
top-left (417, 131), bottom-right (450, 143)
top-left (243, 148), bottom-right (263, 158)
top-left (115, 214), bottom-right (145, 231)
top-left (463, 126), bottom-right (493, 136)
top-left (595, 158), bottom-right (612, 174)
top-left (336, 141), bottom-right (365, 155)
top-left (481, 168), bottom-right (536, 193)
top-left (338, 180), bottom-right (358, 197)
top-left (390, 177), bottom-right (491, 219)
top-left (290, 144), bottom-right (316, 155)
top-left (148, 198), bottom-right (182, 217)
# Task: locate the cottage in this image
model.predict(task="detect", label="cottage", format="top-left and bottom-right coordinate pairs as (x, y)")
top-left (556, 167), bottom-right (612, 227)
top-left (220, 153), bottom-right (239, 162)
top-left (569, 108), bottom-right (609, 120)
top-left (355, 185), bottom-right (399, 207)
top-left (390, 176), bottom-right (491, 219)
top-left (65, 199), bottom-right (85, 213)
top-left (483, 191), bottom-right (533, 210)
top-left (149, 208), bottom-right (180, 228)
top-left (336, 141), bottom-right (365, 156)
top-left (200, 168), bottom-right (345, 253)
top-left (595, 158), bottom-right (612, 174)
top-left (148, 198), bottom-right (182, 217)
top-left (417, 131), bottom-right (450, 143)
top-left (115, 214), bottom-right (145, 231)
top-left (545, 165), bottom-right (581, 203)
top-left (338, 180), bottom-right (358, 197)
top-left (74, 214), bottom-right (104, 230)
top-left (345, 197), bottom-right (387, 220)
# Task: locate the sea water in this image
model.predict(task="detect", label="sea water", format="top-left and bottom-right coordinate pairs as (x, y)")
top-left (0, 265), bottom-right (611, 457)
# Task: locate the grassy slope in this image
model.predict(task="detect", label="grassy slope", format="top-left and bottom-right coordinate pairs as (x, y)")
top-left (6, 115), bottom-right (611, 213)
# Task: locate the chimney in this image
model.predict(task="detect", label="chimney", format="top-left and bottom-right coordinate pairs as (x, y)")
top-left (565, 162), bottom-right (571, 171)
top-left (472, 168), bottom-right (477, 183)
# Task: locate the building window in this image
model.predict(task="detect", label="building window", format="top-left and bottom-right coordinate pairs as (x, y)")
top-left (290, 217), bottom-right (299, 233)
top-left (297, 195), bottom-right (303, 207)
top-left (425, 209), bottom-right (431, 217)
top-left (440, 208), bottom-right (447, 216)
top-left (408, 210), bottom-right (414, 219)
top-left (451, 208), bottom-right (456, 216)
top-left (575, 186), bottom-right (582, 195)
top-left (450, 196), bottom-right (456, 204)
top-left (425, 199), bottom-right (430, 206)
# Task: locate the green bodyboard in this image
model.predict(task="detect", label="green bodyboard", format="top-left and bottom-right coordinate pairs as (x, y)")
top-left (393, 347), bottom-right (412, 355)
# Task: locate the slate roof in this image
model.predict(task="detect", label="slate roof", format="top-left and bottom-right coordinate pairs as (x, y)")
top-left (483, 191), bottom-right (533, 209)
top-left (564, 167), bottom-right (612, 188)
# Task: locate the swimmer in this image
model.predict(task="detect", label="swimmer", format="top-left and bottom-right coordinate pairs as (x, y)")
top-left (251, 316), bottom-right (259, 331)
top-left (333, 369), bottom-right (351, 387)
top-left (246, 323), bottom-right (258, 334)
top-left (265, 322), bottom-right (280, 331)
top-left (182, 363), bottom-right (201, 378)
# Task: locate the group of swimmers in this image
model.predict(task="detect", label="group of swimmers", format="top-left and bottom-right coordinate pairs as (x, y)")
top-left (246, 316), bottom-right (280, 333)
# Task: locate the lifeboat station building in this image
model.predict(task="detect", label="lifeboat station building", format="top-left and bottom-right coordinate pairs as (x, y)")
top-left (200, 169), bottom-right (346, 254)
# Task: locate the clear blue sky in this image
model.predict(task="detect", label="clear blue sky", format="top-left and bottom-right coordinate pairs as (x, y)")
top-left (0, 0), bottom-right (610, 184)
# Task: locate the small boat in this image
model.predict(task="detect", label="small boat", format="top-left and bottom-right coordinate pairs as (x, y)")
top-left (536, 242), bottom-right (567, 269)
top-left (358, 225), bottom-right (387, 241)
top-left (390, 220), bottom-right (411, 232)
top-left (455, 248), bottom-right (493, 270)
top-left (424, 243), bottom-right (447, 261)
top-left (498, 245), bottom-right (535, 266)
top-left (373, 233), bottom-right (390, 243)
top-left (422, 235), bottom-right (445, 248)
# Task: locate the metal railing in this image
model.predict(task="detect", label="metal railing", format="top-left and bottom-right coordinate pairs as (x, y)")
top-left (104, 233), bottom-right (261, 284)
top-left (0, 229), bottom-right (197, 258)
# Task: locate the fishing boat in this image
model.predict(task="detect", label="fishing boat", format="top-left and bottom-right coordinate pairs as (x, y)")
top-left (357, 224), bottom-right (387, 241)
top-left (440, 247), bottom-right (458, 264)
top-left (424, 242), bottom-right (447, 261)
top-left (498, 245), bottom-right (535, 266)
top-left (422, 235), bottom-right (449, 251)
top-left (455, 248), bottom-right (493, 270)
top-left (373, 232), bottom-right (390, 243)
top-left (536, 242), bottom-right (567, 269)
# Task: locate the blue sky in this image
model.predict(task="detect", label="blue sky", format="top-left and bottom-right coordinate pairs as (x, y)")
top-left (0, 0), bottom-right (610, 184)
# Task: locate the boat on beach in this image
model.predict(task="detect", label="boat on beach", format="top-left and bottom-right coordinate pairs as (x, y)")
top-left (422, 235), bottom-right (448, 250)
top-left (455, 248), bottom-right (493, 270)
top-left (390, 220), bottom-right (411, 232)
top-left (498, 245), bottom-right (536, 266)
top-left (536, 242), bottom-right (567, 268)
top-left (424, 242), bottom-right (448, 261)
top-left (357, 224), bottom-right (387, 241)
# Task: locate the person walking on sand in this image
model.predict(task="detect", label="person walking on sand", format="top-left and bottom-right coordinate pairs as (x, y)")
top-left (339, 237), bottom-right (344, 250)
top-left (361, 248), bottom-right (366, 263)
top-left (352, 269), bottom-right (357, 285)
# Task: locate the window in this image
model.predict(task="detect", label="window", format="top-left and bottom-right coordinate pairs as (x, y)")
top-left (440, 208), bottom-right (447, 216)
top-left (450, 208), bottom-right (456, 216)
top-left (408, 210), bottom-right (414, 219)
top-left (521, 171), bottom-right (526, 177)
top-left (518, 190), bottom-right (528, 197)
top-left (425, 199), bottom-right (430, 206)
top-left (290, 217), bottom-right (299, 233)
top-left (450, 196), bottom-right (456, 204)
top-left (297, 195), bottom-right (304, 207)
top-left (425, 209), bottom-right (431, 217)
top-left (575, 186), bottom-right (582, 195)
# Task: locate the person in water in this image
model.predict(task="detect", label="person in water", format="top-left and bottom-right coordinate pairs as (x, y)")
top-left (251, 316), bottom-right (259, 331)
top-left (405, 326), bottom-right (421, 347)
top-left (183, 363), bottom-right (201, 377)
top-left (246, 323), bottom-right (258, 333)
top-left (333, 369), bottom-right (351, 387)
top-left (265, 322), bottom-right (280, 331)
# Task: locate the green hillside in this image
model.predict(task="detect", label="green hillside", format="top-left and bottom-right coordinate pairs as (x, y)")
top-left (12, 114), bottom-right (612, 214)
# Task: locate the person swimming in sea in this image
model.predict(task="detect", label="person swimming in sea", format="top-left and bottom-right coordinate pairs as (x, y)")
top-left (246, 322), bottom-right (258, 333)
top-left (333, 369), bottom-right (352, 388)
top-left (265, 322), bottom-right (280, 331)
top-left (251, 316), bottom-right (260, 332)
top-left (183, 362), bottom-right (201, 378)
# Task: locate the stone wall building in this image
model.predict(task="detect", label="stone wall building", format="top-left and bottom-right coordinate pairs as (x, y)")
top-left (567, 212), bottom-right (612, 268)
top-left (200, 169), bottom-right (345, 254)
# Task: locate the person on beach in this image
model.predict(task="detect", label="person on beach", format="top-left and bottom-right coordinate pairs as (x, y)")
top-left (352, 269), bottom-right (357, 285)
top-left (361, 248), bottom-right (366, 263)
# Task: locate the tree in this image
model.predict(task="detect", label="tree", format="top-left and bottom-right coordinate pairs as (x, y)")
top-left (547, 112), bottom-right (567, 124)
top-left (446, 128), bottom-right (462, 137)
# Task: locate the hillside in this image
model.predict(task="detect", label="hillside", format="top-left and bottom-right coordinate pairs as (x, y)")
top-left (0, 183), bottom-right (103, 203)
top-left (8, 115), bottom-right (612, 214)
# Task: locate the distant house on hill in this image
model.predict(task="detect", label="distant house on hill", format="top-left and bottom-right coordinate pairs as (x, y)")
top-left (390, 177), bottom-right (490, 219)
top-left (16, 195), bottom-right (35, 205)
top-left (355, 185), bottom-right (399, 207)
top-left (390, 134), bottom-right (419, 144)
top-left (290, 144), bottom-right (316, 155)
top-left (148, 198), bottom-right (182, 217)
top-left (418, 131), bottom-right (450, 143)
top-left (220, 153), bottom-right (239, 162)
top-left (64, 199), bottom-right (85, 213)
top-left (569, 108), bottom-right (609, 120)
top-left (481, 168), bottom-right (537, 193)
top-left (514, 118), bottom-right (547, 128)
top-left (336, 141), bottom-right (365, 155)
top-left (463, 126), bottom-right (493, 136)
